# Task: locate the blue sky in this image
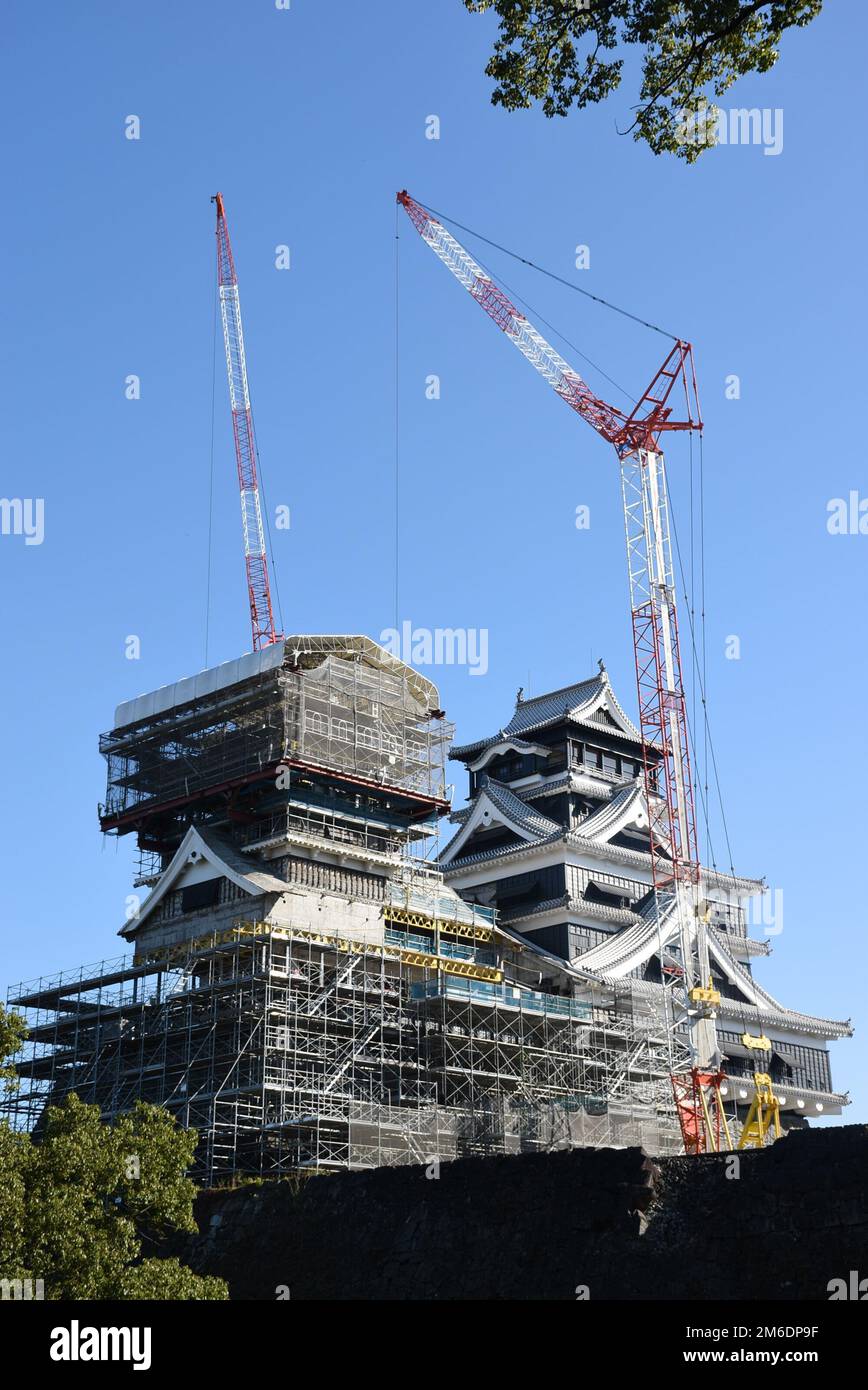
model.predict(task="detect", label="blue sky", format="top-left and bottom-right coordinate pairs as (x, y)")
top-left (1, 1), bottom-right (865, 1120)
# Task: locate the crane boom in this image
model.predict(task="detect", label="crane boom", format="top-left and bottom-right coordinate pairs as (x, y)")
top-left (396, 191), bottom-right (700, 456)
top-left (213, 192), bottom-right (281, 652)
top-left (397, 191), bottom-right (725, 1149)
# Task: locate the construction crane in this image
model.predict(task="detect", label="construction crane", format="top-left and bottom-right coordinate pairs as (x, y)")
top-left (212, 193), bottom-right (282, 652)
top-left (396, 190), bottom-right (728, 1153)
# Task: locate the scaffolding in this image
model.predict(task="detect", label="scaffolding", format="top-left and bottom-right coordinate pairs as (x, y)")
top-left (4, 916), bottom-right (683, 1181)
top-left (99, 637), bottom-right (453, 840)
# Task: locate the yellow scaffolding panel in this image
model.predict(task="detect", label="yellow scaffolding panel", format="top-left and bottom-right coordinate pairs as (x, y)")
top-left (383, 904), bottom-right (493, 942)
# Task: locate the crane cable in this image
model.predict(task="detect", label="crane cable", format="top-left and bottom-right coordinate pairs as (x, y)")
top-left (667, 441), bottom-right (736, 877)
top-left (466, 241), bottom-right (638, 409)
top-left (416, 198), bottom-right (682, 343)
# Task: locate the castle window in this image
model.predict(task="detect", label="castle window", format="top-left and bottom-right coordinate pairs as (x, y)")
top-left (181, 879), bottom-right (220, 913)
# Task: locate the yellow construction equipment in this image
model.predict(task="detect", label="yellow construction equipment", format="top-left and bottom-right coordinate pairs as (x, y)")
top-left (737, 1072), bottom-right (783, 1148)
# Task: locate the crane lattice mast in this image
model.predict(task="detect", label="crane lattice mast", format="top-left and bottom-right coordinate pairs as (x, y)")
top-left (213, 192), bottom-right (281, 652)
top-left (397, 190), bottom-right (724, 1151)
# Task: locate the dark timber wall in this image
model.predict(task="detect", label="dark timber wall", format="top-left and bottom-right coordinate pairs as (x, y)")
top-left (173, 1125), bottom-right (868, 1300)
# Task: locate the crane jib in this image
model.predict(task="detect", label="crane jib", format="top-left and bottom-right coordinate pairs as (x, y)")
top-left (213, 193), bottom-right (281, 652)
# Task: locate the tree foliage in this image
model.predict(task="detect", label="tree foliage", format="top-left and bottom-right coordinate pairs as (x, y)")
top-left (0, 1005), bottom-right (226, 1300)
top-left (0, 1000), bottom-right (26, 1089)
top-left (462, 1), bottom-right (823, 159)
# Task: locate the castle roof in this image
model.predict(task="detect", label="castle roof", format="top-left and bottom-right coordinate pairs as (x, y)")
top-left (450, 665), bottom-right (641, 760)
top-left (118, 825), bottom-right (287, 940)
top-left (438, 777), bottom-right (562, 863)
top-left (572, 897), bottom-right (851, 1040)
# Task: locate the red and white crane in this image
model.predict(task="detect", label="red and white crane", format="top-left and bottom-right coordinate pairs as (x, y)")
top-left (213, 193), bottom-right (282, 652)
top-left (397, 190), bottom-right (726, 1152)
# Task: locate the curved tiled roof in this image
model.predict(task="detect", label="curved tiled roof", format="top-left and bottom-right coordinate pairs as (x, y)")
top-left (506, 897), bottom-right (639, 929)
top-left (451, 667), bottom-right (641, 759)
top-left (438, 778), bottom-right (561, 863)
top-left (705, 928), bottom-right (851, 1038)
top-left (442, 821), bottom-right (762, 892)
top-left (440, 829), bottom-right (564, 870)
top-left (502, 675), bottom-right (607, 734)
top-left (576, 778), bottom-right (652, 843)
top-left (482, 779), bottom-right (562, 839)
top-left (119, 825), bottom-right (288, 941)
top-left (466, 736), bottom-right (549, 771)
top-left (573, 893), bottom-right (680, 975)
top-left (571, 910), bottom-right (852, 1041)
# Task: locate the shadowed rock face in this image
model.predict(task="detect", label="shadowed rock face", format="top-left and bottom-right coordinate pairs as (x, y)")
top-left (168, 1125), bottom-right (868, 1301)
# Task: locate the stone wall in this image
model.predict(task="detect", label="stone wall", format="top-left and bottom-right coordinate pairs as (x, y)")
top-left (171, 1125), bottom-right (868, 1300)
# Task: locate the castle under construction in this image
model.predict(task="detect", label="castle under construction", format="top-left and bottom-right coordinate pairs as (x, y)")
top-left (3, 635), bottom-right (850, 1181)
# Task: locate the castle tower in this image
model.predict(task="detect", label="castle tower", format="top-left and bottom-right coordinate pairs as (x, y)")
top-left (440, 666), bottom-right (852, 1131)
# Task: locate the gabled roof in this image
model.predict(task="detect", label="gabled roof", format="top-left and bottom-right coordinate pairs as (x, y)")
top-left (438, 777), bottom-right (562, 865)
top-left (573, 892), bottom-right (681, 976)
top-left (119, 825), bottom-right (287, 940)
top-left (449, 769), bottom-right (616, 823)
top-left (442, 812), bottom-right (762, 891)
top-left (450, 664), bottom-right (641, 760)
top-left (483, 780), bottom-right (562, 838)
top-left (705, 928), bottom-right (851, 1037)
top-left (576, 777), bottom-right (661, 846)
top-left (442, 776), bottom-right (665, 872)
top-left (570, 901), bottom-right (851, 1039)
top-left (520, 771), bottom-right (615, 802)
